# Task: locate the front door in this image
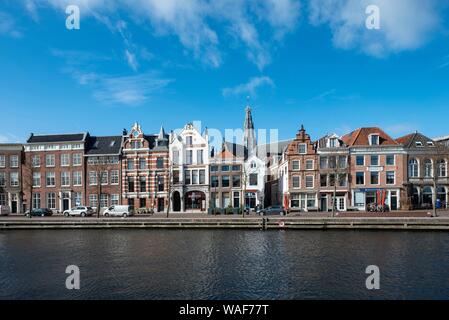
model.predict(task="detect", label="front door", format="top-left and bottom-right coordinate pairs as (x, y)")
top-left (157, 198), bottom-right (164, 212)
top-left (63, 199), bottom-right (70, 211)
top-left (320, 196), bottom-right (327, 212)
top-left (390, 191), bottom-right (398, 210)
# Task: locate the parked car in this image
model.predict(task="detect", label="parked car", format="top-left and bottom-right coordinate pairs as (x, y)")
top-left (258, 205), bottom-right (287, 216)
top-left (103, 205), bottom-right (134, 217)
top-left (25, 208), bottom-right (53, 217)
top-left (0, 205), bottom-right (11, 216)
top-left (63, 206), bottom-right (94, 217)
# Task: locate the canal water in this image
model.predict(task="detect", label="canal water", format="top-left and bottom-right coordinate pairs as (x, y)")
top-left (1, 229), bottom-right (449, 299)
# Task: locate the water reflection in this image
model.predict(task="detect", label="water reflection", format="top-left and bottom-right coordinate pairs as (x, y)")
top-left (0, 230), bottom-right (448, 299)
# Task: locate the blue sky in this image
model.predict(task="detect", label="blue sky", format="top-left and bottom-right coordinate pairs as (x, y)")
top-left (1, 0), bottom-right (449, 145)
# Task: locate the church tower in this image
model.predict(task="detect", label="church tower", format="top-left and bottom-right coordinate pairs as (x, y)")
top-left (243, 105), bottom-right (257, 156)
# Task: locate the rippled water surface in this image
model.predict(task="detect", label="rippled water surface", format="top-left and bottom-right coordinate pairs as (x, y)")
top-left (1, 229), bottom-right (449, 299)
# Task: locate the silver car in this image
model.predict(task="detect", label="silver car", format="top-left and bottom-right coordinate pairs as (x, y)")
top-left (63, 206), bottom-right (94, 217)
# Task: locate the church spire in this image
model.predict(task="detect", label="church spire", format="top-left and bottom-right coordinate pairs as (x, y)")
top-left (243, 103), bottom-right (257, 156)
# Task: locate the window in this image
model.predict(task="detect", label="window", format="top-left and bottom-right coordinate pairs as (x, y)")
top-left (128, 177), bottom-right (135, 192)
top-left (73, 153), bottom-right (82, 166)
top-left (292, 160), bottom-right (300, 170)
top-left (329, 138), bottom-right (338, 148)
top-left (232, 175), bottom-right (241, 187)
top-left (173, 170), bottom-right (180, 184)
top-left (74, 193), bottom-right (82, 206)
top-left (158, 176), bottom-right (164, 191)
top-left (192, 170), bottom-right (199, 184)
top-left (99, 194), bottom-right (108, 208)
top-left (438, 160), bottom-right (447, 177)
top-left (139, 176), bottom-right (146, 192)
top-left (356, 156), bottom-right (364, 166)
top-left (371, 155), bottom-right (379, 166)
top-left (47, 193), bottom-right (56, 209)
top-left (386, 155), bottom-right (395, 166)
top-left (211, 176), bottom-right (219, 187)
top-left (157, 157), bottom-right (164, 169)
top-left (184, 170), bottom-right (191, 184)
top-left (199, 170), bottom-right (205, 184)
top-left (298, 143), bottom-right (306, 154)
top-left (172, 149), bottom-right (180, 165)
top-left (100, 171), bottom-right (108, 185)
top-left (111, 194), bottom-right (119, 206)
top-left (222, 175), bottom-right (230, 187)
top-left (186, 150), bottom-right (193, 164)
top-left (46, 154), bottom-right (55, 167)
top-left (305, 176), bottom-right (314, 188)
top-left (320, 174), bottom-right (327, 187)
top-left (306, 159), bottom-right (314, 170)
top-left (210, 165), bottom-right (218, 172)
top-left (386, 171), bottom-right (395, 185)
top-left (0, 155), bottom-right (5, 167)
top-left (139, 158), bottom-right (146, 169)
top-left (232, 165), bottom-right (241, 171)
top-left (409, 159), bottom-right (419, 177)
top-left (222, 192), bottom-right (230, 208)
top-left (131, 141), bottom-right (142, 149)
top-left (33, 172), bottom-right (41, 187)
top-left (46, 172), bottom-right (55, 187)
top-left (61, 154), bottom-right (70, 166)
top-left (329, 173), bottom-right (336, 187)
top-left (338, 156), bottom-right (347, 169)
top-left (61, 172), bottom-right (70, 187)
top-left (0, 193), bottom-right (6, 206)
top-left (292, 176), bottom-right (300, 188)
top-left (10, 155), bottom-right (19, 168)
top-left (0, 172), bottom-right (5, 187)
top-left (32, 155), bottom-right (40, 167)
top-left (89, 171), bottom-right (97, 185)
top-left (222, 165), bottom-right (230, 172)
top-left (424, 159), bottom-right (433, 178)
top-left (197, 150), bottom-right (203, 164)
top-left (127, 159), bottom-right (134, 170)
top-left (110, 170), bottom-right (119, 184)
top-left (356, 172), bottom-right (364, 185)
top-left (320, 157), bottom-right (327, 169)
top-left (249, 173), bottom-right (258, 186)
top-left (32, 193), bottom-right (41, 209)
top-left (291, 194), bottom-right (300, 208)
top-left (89, 194), bottom-right (98, 208)
top-left (370, 172), bottom-right (379, 185)
top-left (250, 161), bottom-right (257, 169)
top-left (73, 171), bottom-right (82, 186)
top-left (186, 136), bottom-right (193, 145)
top-left (10, 172), bottom-right (19, 187)
top-left (338, 174), bottom-right (347, 187)
top-left (370, 134), bottom-right (379, 145)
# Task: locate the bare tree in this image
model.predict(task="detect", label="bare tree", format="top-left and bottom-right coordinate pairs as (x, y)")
top-left (166, 160), bottom-right (173, 218)
top-left (432, 143), bottom-right (449, 217)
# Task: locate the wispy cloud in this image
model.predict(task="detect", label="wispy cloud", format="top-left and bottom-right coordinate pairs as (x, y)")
top-left (385, 123), bottom-right (416, 136)
top-left (0, 11), bottom-right (23, 38)
top-left (222, 76), bottom-right (275, 97)
top-left (306, 88), bottom-right (337, 102)
top-left (308, 0), bottom-right (442, 57)
top-left (0, 133), bottom-right (21, 143)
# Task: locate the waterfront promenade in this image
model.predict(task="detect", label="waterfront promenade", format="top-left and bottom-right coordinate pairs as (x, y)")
top-left (2, 210), bottom-right (449, 230)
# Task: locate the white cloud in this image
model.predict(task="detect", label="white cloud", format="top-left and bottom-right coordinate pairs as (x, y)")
top-left (125, 49), bottom-right (139, 71)
top-left (222, 76), bottom-right (275, 97)
top-left (0, 133), bottom-right (21, 143)
top-left (0, 11), bottom-right (23, 38)
top-left (21, 0), bottom-right (301, 69)
top-left (308, 0), bottom-right (442, 57)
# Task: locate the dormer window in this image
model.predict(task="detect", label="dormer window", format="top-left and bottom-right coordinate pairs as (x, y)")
top-left (329, 138), bottom-right (338, 148)
top-left (131, 141), bottom-right (142, 149)
top-left (369, 134), bottom-right (379, 146)
top-left (110, 141), bottom-right (115, 147)
top-left (186, 136), bottom-right (193, 145)
top-left (298, 143), bottom-right (306, 154)
top-left (427, 141), bottom-right (434, 146)
top-left (415, 141), bottom-right (423, 147)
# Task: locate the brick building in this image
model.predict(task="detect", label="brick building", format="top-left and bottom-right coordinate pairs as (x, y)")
top-left (122, 123), bottom-right (169, 212)
top-left (0, 144), bottom-right (24, 213)
top-left (342, 127), bottom-right (406, 211)
top-left (85, 135), bottom-right (123, 213)
top-left (283, 125), bottom-right (320, 212)
top-left (396, 132), bottom-right (449, 209)
top-left (23, 133), bottom-right (88, 213)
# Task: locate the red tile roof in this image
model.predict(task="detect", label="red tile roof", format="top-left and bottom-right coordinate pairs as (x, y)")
top-left (341, 127), bottom-right (398, 146)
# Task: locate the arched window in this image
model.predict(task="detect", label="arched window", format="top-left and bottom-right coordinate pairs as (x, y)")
top-left (422, 186), bottom-right (433, 205)
top-left (437, 186), bottom-right (447, 203)
top-left (424, 159), bottom-right (433, 178)
top-left (408, 159), bottom-right (419, 177)
top-left (438, 160), bottom-right (447, 177)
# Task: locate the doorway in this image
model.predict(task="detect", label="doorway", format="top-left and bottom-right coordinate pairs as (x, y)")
top-left (11, 194), bottom-right (18, 214)
top-left (62, 192), bottom-right (70, 211)
top-left (157, 198), bottom-right (164, 212)
top-left (390, 191), bottom-right (398, 210)
top-left (320, 195), bottom-right (327, 212)
top-left (173, 191), bottom-right (181, 212)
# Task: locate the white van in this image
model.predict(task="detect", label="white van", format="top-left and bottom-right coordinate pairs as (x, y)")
top-left (0, 205), bottom-right (11, 216)
top-left (103, 205), bottom-right (134, 217)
